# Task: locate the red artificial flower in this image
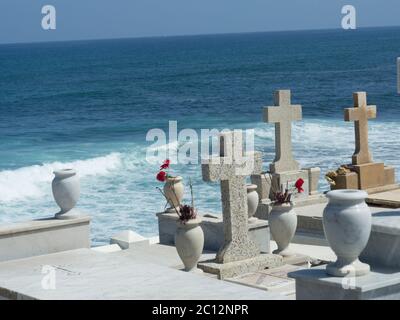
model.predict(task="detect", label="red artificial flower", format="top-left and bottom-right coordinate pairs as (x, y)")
top-left (295, 178), bottom-right (304, 193)
top-left (156, 171), bottom-right (167, 182)
top-left (160, 159), bottom-right (170, 170)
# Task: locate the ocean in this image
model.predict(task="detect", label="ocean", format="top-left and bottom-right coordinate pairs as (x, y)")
top-left (1, 27), bottom-right (400, 246)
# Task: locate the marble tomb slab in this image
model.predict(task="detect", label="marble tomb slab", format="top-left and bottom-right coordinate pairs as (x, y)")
top-left (360, 210), bottom-right (400, 268)
top-left (0, 248), bottom-right (285, 300)
top-left (289, 265), bottom-right (400, 300)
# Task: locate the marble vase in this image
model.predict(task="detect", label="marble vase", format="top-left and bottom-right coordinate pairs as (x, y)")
top-left (269, 203), bottom-right (297, 256)
top-left (52, 169), bottom-right (80, 218)
top-left (164, 176), bottom-right (184, 213)
top-left (323, 189), bottom-right (371, 277)
top-left (175, 217), bottom-right (204, 272)
top-left (247, 184), bottom-right (259, 223)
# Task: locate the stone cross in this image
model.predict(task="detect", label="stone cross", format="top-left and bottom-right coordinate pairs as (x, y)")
top-left (344, 92), bottom-right (377, 165)
top-left (263, 90), bottom-right (302, 173)
top-left (202, 131), bottom-right (262, 264)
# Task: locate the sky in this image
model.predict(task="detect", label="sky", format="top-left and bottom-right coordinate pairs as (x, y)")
top-left (0, 0), bottom-right (399, 44)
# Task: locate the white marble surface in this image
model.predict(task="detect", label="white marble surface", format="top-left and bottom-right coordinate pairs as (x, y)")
top-left (289, 265), bottom-right (400, 300)
top-left (370, 210), bottom-right (400, 235)
top-left (0, 248), bottom-right (285, 300)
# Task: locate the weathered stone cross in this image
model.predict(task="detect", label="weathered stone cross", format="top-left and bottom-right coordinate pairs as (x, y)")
top-left (202, 131), bottom-right (262, 263)
top-left (344, 92), bottom-right (377, 165)
top-left (263, 90), bottom-right (302, 173)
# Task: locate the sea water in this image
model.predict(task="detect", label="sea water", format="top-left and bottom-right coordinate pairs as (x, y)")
top-left (1, 27), bottom-right (400, 245)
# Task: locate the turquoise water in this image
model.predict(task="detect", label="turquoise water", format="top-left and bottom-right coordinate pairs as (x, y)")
top-left (1, 27), bottom-right (400, 245)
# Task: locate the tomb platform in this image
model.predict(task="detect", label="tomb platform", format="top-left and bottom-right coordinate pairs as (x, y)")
top-left (289, 265), bottom-right (400, 300)
top-left (365, 188), bottom-right (400, 208)
top-left (0, 248), bottom-right (283, 300)
top-left (330, 163), bottom-right (398, 195)
top-left (0, 212), bottom-right (90, 263)
top-left (198, 253), bottom-right (283, 280)
top-left (287, 202), bottom-right (400, 248)
top-left (157, 211), bottom-right (270, 253)
top-left (360, 210), bottom-right (400, 268)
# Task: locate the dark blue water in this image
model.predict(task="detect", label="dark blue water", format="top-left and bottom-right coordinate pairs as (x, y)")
top-left (1, 27), bottom-right (400, 245)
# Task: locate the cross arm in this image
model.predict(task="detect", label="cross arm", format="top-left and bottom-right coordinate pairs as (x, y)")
top-left (344, 105), bottom-right (377, 122)
top-left (201, 151), bottom-right (263, 182)
top-left (263, 105), bottom-right (302, 123)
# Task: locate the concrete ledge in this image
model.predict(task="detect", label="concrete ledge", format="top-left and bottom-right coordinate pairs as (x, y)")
top-left (198, 254), bottom-right (283, 280)
top-left (157, 212), bottom-right (270, 253)
top-left (0, 214), bottom-right (90, 262)
top-left (289, 266), bottom-right (400, 300)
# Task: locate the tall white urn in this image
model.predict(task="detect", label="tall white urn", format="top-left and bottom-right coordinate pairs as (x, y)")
top-left (164, 176), bottom-right (184, 213)
top-left (269, 203), bottom-right (297, 256)
top-left (52, 169), bottom-right (80, 218)
top-left (323, 189), bottom-right (371, 277)
top-left (246, 184), bottom-right (259, 223)
top-left (175, 217), bottom-right (204, 272)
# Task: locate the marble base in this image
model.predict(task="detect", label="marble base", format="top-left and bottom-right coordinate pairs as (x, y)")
top-left (157, 212), bottom-right (270, 253)
top-left (326, 259), bottom-right (370, 277)
top-left (273, 247), bottom-right (295, 257)
top-left (289, 266), bottom-right (400, 300)
top-left (331, 164), bottom-right (397, 194)
top-left (0, 213), bottom-right (90, 262)
top-left (198, 254), bottom-right (283, 280)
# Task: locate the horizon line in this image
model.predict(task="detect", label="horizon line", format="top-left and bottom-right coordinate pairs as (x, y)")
top-left (1, 24), bottom-right (400, 46)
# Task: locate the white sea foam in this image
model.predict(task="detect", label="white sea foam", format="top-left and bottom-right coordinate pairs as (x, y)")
top-left (0, 153), bottom-right (122, 202)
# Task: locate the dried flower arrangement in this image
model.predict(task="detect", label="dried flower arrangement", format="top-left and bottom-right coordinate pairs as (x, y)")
top-left (263, 172), bottom-right (305, 205)
top-left (325, 165), bottom-right (352, 186)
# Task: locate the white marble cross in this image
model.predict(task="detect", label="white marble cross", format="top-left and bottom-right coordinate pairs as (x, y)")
top-left (202, 131), bottom-right (262, 263)
top-left (344, 92), bottom-right (377, 165)
top-left (263, 90), bottom-right (302, 173)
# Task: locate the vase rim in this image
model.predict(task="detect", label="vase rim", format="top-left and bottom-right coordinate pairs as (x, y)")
top-left (167, 176), bottom-right (183, 182)
top-left (327, 189), bottom-right (368, 201)
top-left (273, 202), bottom-right (294, 207)
top-left (177, 217), bottom-right (202, 226)
top-left (53, 168), bottom-right (76, 178)
top-left (246, 184), bottom-right (257, 191)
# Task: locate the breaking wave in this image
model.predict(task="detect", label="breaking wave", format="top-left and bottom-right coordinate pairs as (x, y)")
top-left (0, 153), bottom-right (122, 202)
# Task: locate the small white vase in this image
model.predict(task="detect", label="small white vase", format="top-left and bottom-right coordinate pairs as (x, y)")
top-left (175, 217), bottom-right (204, 272)
top-left (323, 189), bottom-right (371, 277)
top-left (269, 203), bottom-right (297, 256)
top-left (246, 184), bottom-right (259, 223)
top-left (163, 176), bottom-right (184, 213)
top-left (52, 169), bottom-right (80, 218)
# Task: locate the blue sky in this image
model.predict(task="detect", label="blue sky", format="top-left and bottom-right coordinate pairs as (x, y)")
top-left (0, 0), bottom-right (399, 44)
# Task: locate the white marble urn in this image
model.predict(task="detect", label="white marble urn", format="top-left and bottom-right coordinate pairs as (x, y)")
top-left (269, 203), bottom-right (297, 256)
top-left (246, 184), bottom-right (259, 222)
top-left (164, 176), bottom-right (184, 213)
top-left (323, 189), bottom-right (371, 277)
top-left (175, 217), bottom-right (204, 272)
top-left (52, 169), bottom-right (80, 217)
